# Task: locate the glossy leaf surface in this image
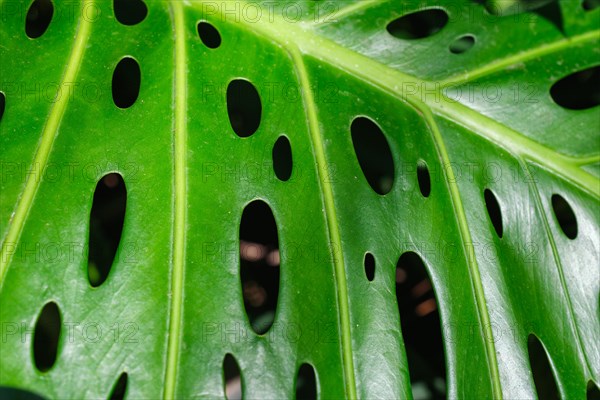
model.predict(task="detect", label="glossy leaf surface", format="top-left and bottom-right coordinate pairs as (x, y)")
top-left (1, 1), bottom-right (598, 399)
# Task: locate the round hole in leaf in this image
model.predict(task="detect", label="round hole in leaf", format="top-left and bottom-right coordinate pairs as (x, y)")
top-left (484, 189), bottom-right (503, 238)
top-left (197, 21), bottom-right (221, 48)
top-left (449, 34), bottom-right (475, 54)
top-left (112, 57), bottom-right (141, 109)
top-left (396, 252), bottom-right (446, 398)
top-left (364, 252), bottom-right (375, 281)
top-left (350, 116), bottom-right (395, 195)
top-left (272, 135), bottom-right (293, 181)
top-left (227, 79), bottom-right (262, 137)
top-left (551, 194), bottom-right (577, 239)
top-left (223, 354), bottom-right (242, 400)
top-left (550, 65), bottom-right (600, 110)
top-left (296, 363), bottom-right (317, 400)
top-left (113, 0), bottom-right (148, 25)
top-left (240, 200), bottom-right (280, 334)
top-left (583, 0), bottom-right (600, 11)
top-left (417, 161), bottom-right (431, 197)
top-left (33, 301), bottom-right (61, 372)
top-left (25, 0), bottom-right (54, 39)
top-left (0, 92), bottom-right (5, 122)
top-left (528, 334), bottom-right (560, 400)
top-left (108, 373), bottom-right (128, 400)
top-left (387, 9), bottom-right (449, 40)
top-left (88, 173), bottom-right (127, 287)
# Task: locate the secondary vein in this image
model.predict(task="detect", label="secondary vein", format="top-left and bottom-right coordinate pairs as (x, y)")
top-left (0, 0), bottom-right (94, 286)
top-left (164, 2), bottom-right (188, 398)
top-left (420, 106), bottom-right (503, 399)
top-left (291, 47), bottom-right (358, 399)
top-left (521, 160), bottom-right (595, 377)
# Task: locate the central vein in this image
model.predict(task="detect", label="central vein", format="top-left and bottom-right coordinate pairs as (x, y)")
top-left (165, 2), bottom-right (188, 398)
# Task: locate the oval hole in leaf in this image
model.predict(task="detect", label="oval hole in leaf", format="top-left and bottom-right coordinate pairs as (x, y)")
top-left (550, 65), bottom-right (600, 110)
top-left (0, 92), bottom-right (5, 122)
top-left (551, 194), bottom-right (577, 239)
top-left (387, 9), bottom-right (449, 40)
top-left (484, 189), bottom-right (503, 238)
top-left (583, 0), bottom-right (600, 11)
top-left (417, 161), bottom-right (431, 198)
top-left (33, 302), bottom-right (61, 372)
top-left (449, 34), bottom-right (475, 54)
top-left (396, 252), bottom-right (446, 398)
top-left (197, 21), bottom-right (221, 48)
top-left (88, 173), bottom-right (127, 287)
top-left (528, 334), bottom-right (560, 400)
top-left (112, 57), bottom-right (141, 109)
top-left (114, 0), bottom-right (147, 25)
top-left (25, 0), bottom-right (53, 39)
top-left (350, 116), bottom-right (395, 195)
top-left (227, 79), bottom-right (262, 137)
top-left (223, 354), bottom-right (242, 400)
top-left (272, 135), bottom-right (293, 181)
top-left (296, 363), bottom-right (317, 400)
top-left (364, 252), bottom-right (375, 281)
top-left (588, 381), bottom-right (600, 400)
top-left (239, 200), bottom-right (280, 334)
top-left (108, 373), bottom-right (128, 400)
top-left (0, 387), bottom-right (48, 400)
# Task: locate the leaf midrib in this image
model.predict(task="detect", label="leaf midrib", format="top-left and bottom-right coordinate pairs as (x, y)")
top-left (164, 2), bottom-right (188, 399)
top-left (0, 0), bottom-right (95, 286)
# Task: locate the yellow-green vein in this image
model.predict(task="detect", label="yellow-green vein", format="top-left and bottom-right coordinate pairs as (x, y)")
top-left (0, 0), bottom-right (94, 287)
top-left (164, 2), bottom-right (188, 398)
top-left (441, 30), bottom-right (600, 86)
top-left (418, 104), bottom-right (502, 399)
top-left (520, 160), bottom-right (595, 377)
top-left (291, 47), bottom-right (358, 399)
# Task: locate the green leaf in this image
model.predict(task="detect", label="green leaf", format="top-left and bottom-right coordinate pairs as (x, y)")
top-left (1, 1), bottom-right (598, 399)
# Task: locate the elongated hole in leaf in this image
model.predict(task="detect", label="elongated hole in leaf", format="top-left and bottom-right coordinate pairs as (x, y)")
top-left (223, 354), bottom-right (242, 400)
top-left (551, 194), bottom-right (577, 239)
top-left (583, 0), bottom-right (600, 11)
top-left (112, 57), bottom-right (141, 109)
top-left (588, 381), bottom-right (600, 399)
top-left (240, 200), bottom-right (280, 334)
top-left (417, 161), bottom-right (431, 197)
top-left (550, 65), bottom-right (600, 110)
top-left (227, 79), bottom-right (262, 137)
top-left (0, 92), bottom-right (5, 122)
top-left (0, 387), bottom-right (47, 400)
top-left (528, 334), bottom-right (560, 400)
top-left (449, 35), bottom-right (475, 54)
top-left (113, 0), bottom-right (147, 25)
top-left (33, 302), bottom-right (61, 372)
top-left (272, 135), bottom-right (293, 181)
top-left (484, 189), bottom-right (503, 238)
top-left (108, 373), bottom-right (128, 400)
top-left (351, 116), bottom-right (395, 195)
top-left (364, 252), bottom-right (375, 281)
top-left (197, 21), bottom-right (221, 48)
top-left (88, 173), bottom-right (127, 287)
top-left (387, 9), bottom-right (449, 40)
top-left (396, 252), bottom-right (446, 398)
top-left (25, 0), bottom-right (53, 39)
top-left (296, 363), bottom-right (317, 400)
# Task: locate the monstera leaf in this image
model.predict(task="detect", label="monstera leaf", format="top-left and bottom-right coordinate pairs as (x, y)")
top-left (1, 0), bottom-right (599, 399)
